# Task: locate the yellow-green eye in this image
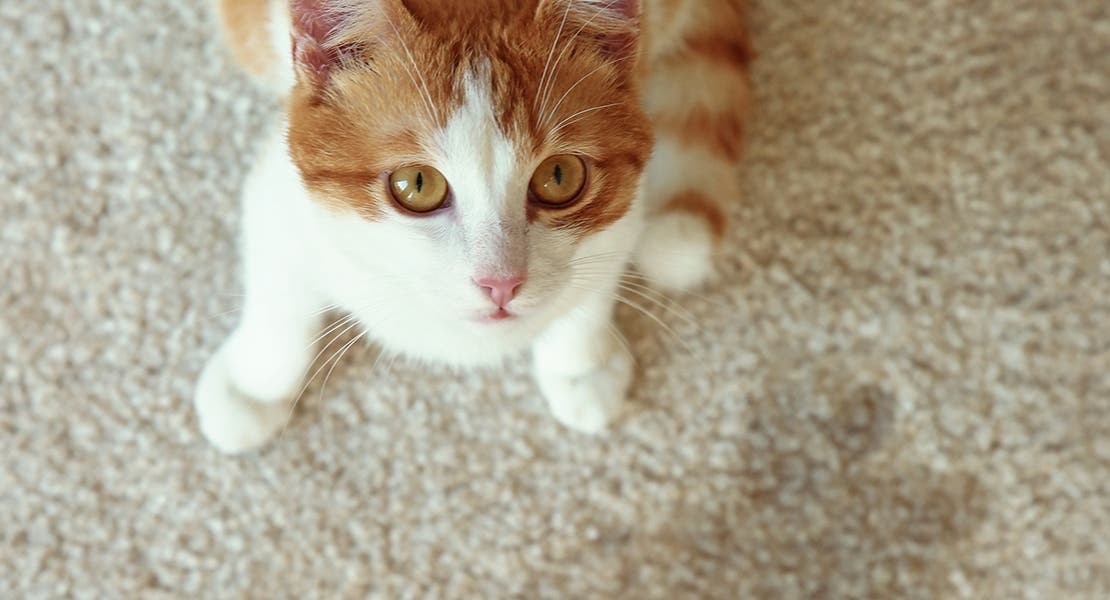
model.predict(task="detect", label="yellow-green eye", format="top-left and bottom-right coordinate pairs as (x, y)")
top-left (530, 155), bottom-right (587, 206)
top-left (389, 165), bottom-right (449, 213)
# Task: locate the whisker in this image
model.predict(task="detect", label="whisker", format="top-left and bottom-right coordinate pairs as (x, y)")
top-left (609, 295), bottom-right (698, 357)
top-left (616, 283), bottom-right (698, 328)
top-left (382, 352), bottom-right (401, 379)
top-left (549, 103), bottom-right (623, 139)
top-left (311, 303), bottom-right (342, 317)
top-left (384, 16), bottom-right (440, 123)
top-left (544, 61), bottom-right (611, 128)
top-left (306, 313), bottom-right (359, 353)
top-left (207, 307), bottom-right (242, 320)
top-left (366, 345), bottom-right (395, 381)
top-left (604, 320), bottom-right (635, 365)
top-left (569, 264), bottom-right (732, 311)
top-left (624, 274), bottom-right (732, 310)
top-left (567, 250), bottom-right (629, 263)
top-left (535, 0), bottom-right (574, 112)
top-left (272, 292), bottom-right (417, 436)
top-left (566, 254), bottom-right (629, 269)
top-left (539, 0), bottom-right (621, 124)
top-left (279, 313), bottom-right (377, 440)
top-left (284, 316), bottom-right (367, 421)
top-left (569, 251), bottom-right (734, 310)
top-left (317, 330), bottom-right (369, 406)
top-left (563, 282), bottom-right (698, 356)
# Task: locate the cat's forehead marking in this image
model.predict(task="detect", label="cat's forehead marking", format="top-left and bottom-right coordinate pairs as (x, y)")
top-left (430, 64), bottom-right (532, 273)
top-left (433, 64), bottom-right (524, 224)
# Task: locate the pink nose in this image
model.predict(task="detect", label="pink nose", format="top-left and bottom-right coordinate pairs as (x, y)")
top-left (475, 275), bottom-right (525, 307)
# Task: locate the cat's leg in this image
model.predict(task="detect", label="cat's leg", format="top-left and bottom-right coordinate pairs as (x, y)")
top-left (634, 5), bottom-right (753, 291)
top-left (195, 144), bottom-right (325, 454)
top-left (533, 288), bottom-right (631, 434)
top-left (195, 290), bottom-right (323, 455)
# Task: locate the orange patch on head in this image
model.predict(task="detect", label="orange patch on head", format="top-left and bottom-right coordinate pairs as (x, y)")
top-left (285, 0), bottom-right (653, 235)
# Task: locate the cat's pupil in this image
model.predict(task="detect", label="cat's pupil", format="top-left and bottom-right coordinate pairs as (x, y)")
top-left (416, 171), bottom-right (424, 192)
top-left (553, 164), bottom-right (563, 186)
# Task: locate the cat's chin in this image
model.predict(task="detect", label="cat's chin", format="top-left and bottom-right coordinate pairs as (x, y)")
top-left (351, 304), bottom-right (557, 369)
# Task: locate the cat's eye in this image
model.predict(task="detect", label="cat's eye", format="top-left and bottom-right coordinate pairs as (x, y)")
top-left (530, 155), bottom-right (587, 207)
top-left (389, 165), bottom-right (449, 213)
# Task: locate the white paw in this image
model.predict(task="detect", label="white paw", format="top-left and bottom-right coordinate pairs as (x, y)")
top-left (635, 213), bottom-right (717, 291)
top-left (537, 346), bottom-right (633, 434)
top-left (194, 345), bottom-right (292, 454)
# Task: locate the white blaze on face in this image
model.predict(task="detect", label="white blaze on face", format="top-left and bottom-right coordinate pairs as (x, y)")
top-left (431, 66), bottom-right (529, 281)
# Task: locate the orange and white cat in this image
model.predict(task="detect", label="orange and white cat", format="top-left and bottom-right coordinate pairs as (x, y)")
top-left (197, 0), bottom-right (752, 453)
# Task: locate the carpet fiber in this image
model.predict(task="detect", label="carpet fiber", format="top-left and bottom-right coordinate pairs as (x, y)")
top-left (3, 1), bottom-right (1108, 597)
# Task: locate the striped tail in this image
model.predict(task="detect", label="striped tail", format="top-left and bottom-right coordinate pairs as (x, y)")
top-left (635, 0), bottom-right (753, 290)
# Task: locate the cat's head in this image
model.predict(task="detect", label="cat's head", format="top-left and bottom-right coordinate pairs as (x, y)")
top-left (285, 0), bottom-right (652, 363)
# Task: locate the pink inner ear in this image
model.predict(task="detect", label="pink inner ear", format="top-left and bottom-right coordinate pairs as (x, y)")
top-left (591, 0), bottom-right (642, 62)
top-left (551, 0), bottom-right (640, 63)
top-left (291, 0), bottom-right (350, 79)
top-left (608, 0), bottom-right (639, 20)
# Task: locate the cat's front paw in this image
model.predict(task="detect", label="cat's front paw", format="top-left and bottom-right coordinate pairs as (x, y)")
top-left (536, 346), bottom-right (633, 434)
top-left (194, 345), bottom-right (291, 454)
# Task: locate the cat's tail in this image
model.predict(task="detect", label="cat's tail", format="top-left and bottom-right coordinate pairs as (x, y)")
top-left (213, 0), bottom-right (295, 94)
top-left (634, 0), bottom-right (754, 291)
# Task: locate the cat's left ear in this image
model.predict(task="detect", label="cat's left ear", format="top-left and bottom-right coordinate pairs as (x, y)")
top-left (291, 0), bottom-right (352, 86)
top-left (539, 0), bottom-right (642, 64)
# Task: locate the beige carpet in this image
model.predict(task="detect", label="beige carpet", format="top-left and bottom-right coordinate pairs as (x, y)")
top-left (3, 0), bottom-right (1108, 597)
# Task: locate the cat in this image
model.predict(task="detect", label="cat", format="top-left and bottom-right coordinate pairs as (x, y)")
top-left (197, 0), bottom-right (752, 453)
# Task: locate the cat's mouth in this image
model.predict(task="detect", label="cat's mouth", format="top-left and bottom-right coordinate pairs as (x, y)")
top-left (475, 308), bottom-right (516, 323)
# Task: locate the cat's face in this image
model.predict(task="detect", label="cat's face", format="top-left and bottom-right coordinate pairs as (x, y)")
top-left (285, 0), bottom-right (652, 361)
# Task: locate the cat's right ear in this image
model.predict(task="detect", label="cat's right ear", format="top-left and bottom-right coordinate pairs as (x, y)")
top-left (290, 0), bottom-right (356, 88)
top-left (536, 0), bottom-right (642, 65)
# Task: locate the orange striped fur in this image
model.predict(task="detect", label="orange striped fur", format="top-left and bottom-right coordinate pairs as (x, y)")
top-left (641, 0), bottom-right (753, 242)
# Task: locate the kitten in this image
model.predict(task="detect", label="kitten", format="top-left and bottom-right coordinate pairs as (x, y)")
top-left (197, 0), bottom-right (752, 453)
